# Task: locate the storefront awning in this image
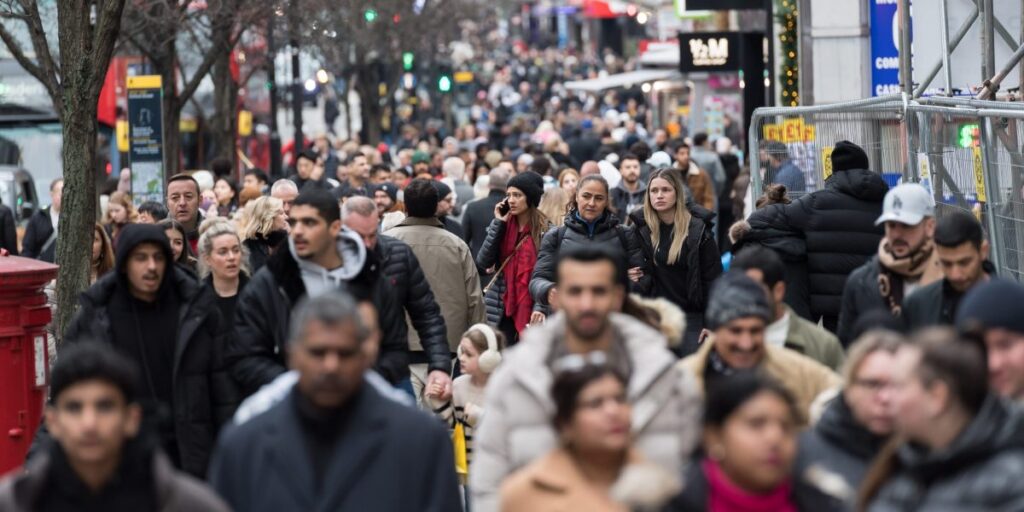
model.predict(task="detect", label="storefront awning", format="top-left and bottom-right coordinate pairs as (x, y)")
top-left (564, 69), bottom-right (682, 93)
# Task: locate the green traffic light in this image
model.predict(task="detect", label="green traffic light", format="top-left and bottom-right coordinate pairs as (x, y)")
top-left (438, 75), bottom-right (452, 92)
top-left (958, 124), bottom-right (979, 148)
top-left (364, 9), bottom-right (377, 22)
top-left (402, 52), bottom-right (414, 71)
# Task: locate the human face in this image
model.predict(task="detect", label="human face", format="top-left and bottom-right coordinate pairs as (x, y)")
top-left (290, 319), bottom-right (368, 409)
top-left (714, 317), bottom-right (767, 370)
top-left (158, 227), bottom-right (185, 265)
top-left (214, 179), bottom-right (235, 206)
top-left (137, 212), bottom-right (155, 224)
top-left (414, 162), bottom-right (430, 175)
top-left (204, 233), bottom-right (242, 282)
top-left (344, 212), bottom-right (379, 250)
top-left (289, 204), bottom-right (340, 260)
top-left (675, 147), bottom-right (690, 169)
top-left (272, 207), bottom-right (288, 232)
top-left (648, 177), bottom-right (676, 213)
top-left (888, 346), bottom-right (937, 444)
top-left (243, 174), bottom-right (261, 191)
top-left (92, 230), bottom-right (102, 263)
top-left (45, 380), bottom-right (141, 470)
top-left (350, 156), bottom-right (370, 181)
top-left (936, 241), bottom-right (989, 293)
top-left (575, 180), bottom-right (608, 222)
top-left (371, 169), bottom-right (390, 185)
top-left (985, 328), bottom-right (1024, 400)
top-left (844, 351), bottom-right (897, 436)
top-left (166, 180), bottom-right (199, 225)
top-left (506, 187), bottom-right (529, 216)
top-left (50, 180), bottom-right (65, 213)
top-left (884, 219), bottom-right (933, 259)
top-left (272, 188), bottom-right (298, 216)
top-left (562, 375), bottom-right (632, 454)
top-left (296, 157), bottom-right (315, 180)
top-left (561, 174), bottom-right (578, 194)
top-left (437, 193), bottom-right (454, 217)
top-left (705, 392), bottom-right (797, 493)
top-left (373, 190), bottom-right (395, 214)
top-left (391, 171), bottom-right (408, 188)
top-left (458, 338), bottom-right (481, 378)
top-left (125, 242), bottom-right (166, 301)
top-left (619, 159), bottom-right (640, 185)
top-left (108, 202), bottom-right (128, 225)
top-left (557, 260), bottom-right (624, 342)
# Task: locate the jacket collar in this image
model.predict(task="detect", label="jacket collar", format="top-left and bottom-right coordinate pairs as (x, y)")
top-left (396, 216), bottom-right (444, 229)
top-left (527, 447), bottom-right (643, 495)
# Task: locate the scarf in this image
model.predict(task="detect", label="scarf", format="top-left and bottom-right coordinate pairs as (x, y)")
top-left (704, 458), bottom-right (797, 512)
top-left (877, 238), bottom-right (943, 316)
top-left (502, 216), bottom-right (537, 334)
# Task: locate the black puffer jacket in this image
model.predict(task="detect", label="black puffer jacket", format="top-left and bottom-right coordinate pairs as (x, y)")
top-left (746, 169), bottom-right (888, 330)
top-left (200, 275), bottom-right (247, 428)
top-left (243, 230), bottom-right (287, 274)
top-left (377, 234), bottom-right (450, 378)
top-left (528, 211), bottom-right (648, 306)
top-left (837, 256), bottom-right (887, 346)
top-left (230, 231), bottom-right (401, 393)
top-left (796, 393), bottom-right (887, 497)
top-left (868, 396), bottom-right (1024, 511)
top-left (733, 213), bottom-right (812, 320)
top-left (20, 206), bottom-right (55, 262)
top-left (64, 268), bottom-right (221, 477)
top-left (476, 218), bottom-right (550, 326)
top-left (628, 206), bottom-right (721, 314)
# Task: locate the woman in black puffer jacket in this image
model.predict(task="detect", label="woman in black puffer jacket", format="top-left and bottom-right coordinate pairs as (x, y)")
top-left (628, 168), bottom-right (721, 355)
top-left (529, 174), bottom-right (648, 308)
top-left (239, 196), bottom-right (288, 273)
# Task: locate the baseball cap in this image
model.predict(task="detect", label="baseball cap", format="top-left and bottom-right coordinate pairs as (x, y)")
top-left (875, 183), bottom-right (935, 226)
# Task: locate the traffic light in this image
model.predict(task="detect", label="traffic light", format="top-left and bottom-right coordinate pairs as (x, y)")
top-left (364, 9), bottom-right (378, 22)
top-left (438, 74), bottom-right (452, 93)
top-left (402, 52), bottom-right (414, 71)
top-left (957, 123), bottom-right (980, 148)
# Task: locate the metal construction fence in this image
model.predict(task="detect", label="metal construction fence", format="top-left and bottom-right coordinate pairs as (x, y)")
top-left (748, 95), bottom-right (1024, 280)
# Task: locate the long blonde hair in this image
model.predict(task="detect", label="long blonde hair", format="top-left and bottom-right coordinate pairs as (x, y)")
top-left (104, 191), bottom-right (137, 225)
top-left (538, 188), bottom-right (569, 227)
top-left (642, 168), bottom-right (691, 265)
top-left (239, 196), bottom-right (284, 241)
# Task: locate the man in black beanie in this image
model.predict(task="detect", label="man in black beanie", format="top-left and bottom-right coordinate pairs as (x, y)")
top-left (741, 139), bottom-right (888, 333)
top-left (957, 280), bottom-right (1024, 402)
top-left (431, 180), bottom-right (464, 238)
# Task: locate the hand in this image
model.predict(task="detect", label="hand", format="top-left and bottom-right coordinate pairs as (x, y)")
top-left (530, 311), bottom-right (546, 325)
top-left (427, 370), bottom-right (452, 401)
top-left (627, 266), bottom-right (644, 282)
top-left (494, 200), bottom-right (510, 222)
top-left (698, 329), bottom-right (711, 345)
top-left (546, 287), bottom-right (558, 308)
top-left (464, 402), bottom-right (482, 423)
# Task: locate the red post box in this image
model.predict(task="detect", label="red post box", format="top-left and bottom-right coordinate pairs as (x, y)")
top-left (0, 255), bottom-right (58, 474)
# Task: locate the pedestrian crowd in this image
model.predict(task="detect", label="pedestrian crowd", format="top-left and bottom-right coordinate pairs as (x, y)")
top-left (3, 44), bottom-right (1024, 512)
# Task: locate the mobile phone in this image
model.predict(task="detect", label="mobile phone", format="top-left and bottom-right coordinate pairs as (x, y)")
top-left (498, 199), bottom-right (511, 215)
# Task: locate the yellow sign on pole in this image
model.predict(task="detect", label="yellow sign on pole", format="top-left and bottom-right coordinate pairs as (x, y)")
top-left (126, 75), bottom-right (162, 90)
top-left (238, 110), bottom-right (253, 137)
top-left (116, 120), bottom-right (129, 152)
top-left (972, 146), bottom-right (986, 202)
top-left (454, 71), bottom-right (474, 83)
top-left (821, 146), bottom-right (834, 181)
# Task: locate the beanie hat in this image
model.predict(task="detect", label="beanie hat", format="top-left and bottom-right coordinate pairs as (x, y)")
top-left (507, 171), bottom-right (545, 208)
top-left (956, 279), bottom-right (1024, 336)
top-left (431, 180), bottom-right (452, 200)
top-left (705, 272), bottom-right (773, 330)
top-left (830, 140), bottom-right (870, 172)
top-left (372, 183), bottom-right (398, 203)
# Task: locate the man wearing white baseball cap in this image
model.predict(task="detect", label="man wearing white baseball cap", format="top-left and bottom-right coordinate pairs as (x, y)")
top-left (837, 183), bottom-right (943, 345)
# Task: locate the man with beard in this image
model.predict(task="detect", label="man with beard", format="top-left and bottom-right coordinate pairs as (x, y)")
top-left (371, 182), bottom-right (402, 217)
top-left (902, 210), bottom-right (994, 330)
top-left (609, 153), bottom-right (645, 217)
top-left (838, 184), bottom-right (943, 345)
top-left (210, 292), bottom-right (460, 512)
top-left (471, 246), bottom-right (702, 512)
top-left (674, 142), bottom-right (715, 211)
top-left (678, 272), bottom-right (840, 423)
top-left (332, 152), bottom-right (371, 200)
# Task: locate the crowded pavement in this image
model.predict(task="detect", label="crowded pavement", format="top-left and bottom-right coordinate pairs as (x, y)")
top-left (2, 1), bottom-right (1024, 511)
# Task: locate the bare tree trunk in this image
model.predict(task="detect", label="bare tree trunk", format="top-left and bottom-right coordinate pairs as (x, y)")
top-left (355, 64), bottom-right (382, 144)
top-left (210, 49), bottom-right (239, 169)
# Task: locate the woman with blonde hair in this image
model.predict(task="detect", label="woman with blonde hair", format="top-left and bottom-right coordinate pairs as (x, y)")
top-left (629, 167), bottom-right (721, 355)
top-left (103, 190), bottom-right (136, 245)
top-left (239, 196), bottom-right (288, 272)
top-left (196, 216), bottom-right (247, 424)
top-left (537, 188), bottom-right (569, 228)
top-left (557, 168), bottom-right (579, 195)
top-left (90, 222), bottom-right (115, 284)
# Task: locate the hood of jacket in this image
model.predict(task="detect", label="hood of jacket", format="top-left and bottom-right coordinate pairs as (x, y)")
top-left (897, 395), bottom-right (1024, 482)
top-left (113, 223), bottom-right (176, 295)
top-left (815, 394), bottom-right (888, 460)
top-left (286, 227), bottom-right (371, 294)
top-left (826, 168), bottom-right (889, 202)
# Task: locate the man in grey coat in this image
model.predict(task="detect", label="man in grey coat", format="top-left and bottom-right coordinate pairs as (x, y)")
top-left (471, 246), bottom-right (701, 512)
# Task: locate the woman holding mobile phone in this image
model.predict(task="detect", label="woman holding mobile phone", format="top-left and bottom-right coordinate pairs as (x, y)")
top-left (477, 171), bottom-right (551, 344)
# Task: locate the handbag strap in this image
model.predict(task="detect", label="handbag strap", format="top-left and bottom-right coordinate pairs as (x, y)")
top-left (482, 234), bottom-right (529, 296)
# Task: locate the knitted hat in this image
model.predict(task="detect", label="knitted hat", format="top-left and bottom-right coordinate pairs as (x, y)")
top-left (956, 280), bottom-right (1024, 336)
top-left (372, 183), bottom-right (398, 202)
top-left (705, 272), bottom-right (773, 330)
top-left (830, 140), bottom-right (869, 172)
top-left (507, 171), bottom-right (545, 208)
top-left (431, 180), bottom-right (452, 200)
